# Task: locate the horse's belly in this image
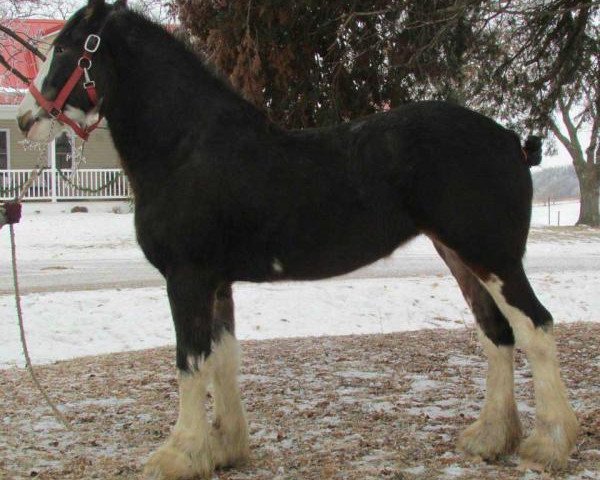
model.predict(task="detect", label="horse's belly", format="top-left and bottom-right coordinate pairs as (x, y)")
top-left (281, 233), bottom-right (413, 280)
top-left (231, 210), bottom-right (418, 282)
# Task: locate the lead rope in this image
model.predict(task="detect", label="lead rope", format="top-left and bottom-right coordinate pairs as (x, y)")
top-left (10, 224), bottom-right (72, 430)
top-left (9, 120), bottom-right (72, 430)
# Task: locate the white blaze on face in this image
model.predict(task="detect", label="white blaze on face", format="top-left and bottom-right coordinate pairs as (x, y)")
top-left (17, 47), bottom-right (90, 142)
top-left (17, 47), bottom-right (58, 141)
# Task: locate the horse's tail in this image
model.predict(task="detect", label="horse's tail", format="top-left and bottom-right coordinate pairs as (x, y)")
top-left (523, 135), bottom-right (542, 167)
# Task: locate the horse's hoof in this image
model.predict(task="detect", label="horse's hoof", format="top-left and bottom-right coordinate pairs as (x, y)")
top-left (459, 413), bottom-right (522, 460)
top-left (143, 431), bottom-right (214, 480)
top-left (519, 415), bottom-right (578, 471)
top-left (211, 421), bottom-right (250, 469)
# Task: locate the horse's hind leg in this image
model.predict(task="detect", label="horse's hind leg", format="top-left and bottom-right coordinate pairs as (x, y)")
top-left (144, 267), bottom-right (219, 480)
top-left (480, 265), bottom-right (578, 469)
top-left (210, 284), bottom-right (250, 468)
top-left (433, 241), bottom-right (522, 459)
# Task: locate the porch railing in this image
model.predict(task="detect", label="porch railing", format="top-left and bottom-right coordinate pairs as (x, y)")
top-left (0, 168), bottom-right (131, 201)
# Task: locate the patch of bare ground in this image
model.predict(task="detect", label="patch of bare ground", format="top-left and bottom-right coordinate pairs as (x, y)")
top-left (1, 323), bottom-right (598, 480)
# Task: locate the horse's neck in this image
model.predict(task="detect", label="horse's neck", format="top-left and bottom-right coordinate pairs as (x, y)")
top-left (98, 14), bottom-right (257, 195)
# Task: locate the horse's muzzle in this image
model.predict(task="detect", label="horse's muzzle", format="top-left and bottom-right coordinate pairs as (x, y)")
top-left (17, 110), bottom-right (35, 135)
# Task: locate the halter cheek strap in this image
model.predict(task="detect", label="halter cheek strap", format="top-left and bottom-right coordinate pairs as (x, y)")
top-left (29, 34), bottom-right (104, 141)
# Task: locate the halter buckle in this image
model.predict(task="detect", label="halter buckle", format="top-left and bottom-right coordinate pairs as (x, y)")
top-left (84, 34), bottom-right (101, 53)
top-left (49, 107), bottom-right (62, 119)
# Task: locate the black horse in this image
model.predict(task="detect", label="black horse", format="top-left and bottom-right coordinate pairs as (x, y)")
top-left (17, 1), bottom-right (578, 478)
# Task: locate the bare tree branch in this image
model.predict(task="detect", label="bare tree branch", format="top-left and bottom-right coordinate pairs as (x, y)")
top-left (0, 23), bottom-right (46, 61)
top-left (549, 117), bottom-right (585, 167)
top-left (559, 96), bottom-right (586, 158)
top-left (0, 52), bottom-right (30, 84)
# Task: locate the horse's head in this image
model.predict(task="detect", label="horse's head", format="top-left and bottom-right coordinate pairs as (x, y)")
top-left (17, 0), bottom-right (127, 142)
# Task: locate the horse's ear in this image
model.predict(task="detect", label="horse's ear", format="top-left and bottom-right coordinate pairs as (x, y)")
top-left (114, 0), bottom-right (128, 9)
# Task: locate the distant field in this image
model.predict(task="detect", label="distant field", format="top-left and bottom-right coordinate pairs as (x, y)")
top-left (531, 200), bottom-right (581, 226)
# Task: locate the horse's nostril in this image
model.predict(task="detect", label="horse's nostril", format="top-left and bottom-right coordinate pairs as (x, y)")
top-left (17, 111), bottom-right (35, 134)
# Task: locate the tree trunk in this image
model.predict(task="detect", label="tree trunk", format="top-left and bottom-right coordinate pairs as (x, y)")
top-left (576, 164), bottom-right (600, 227)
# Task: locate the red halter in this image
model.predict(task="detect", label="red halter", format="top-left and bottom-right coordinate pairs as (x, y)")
top-left (29, 34), bottom-right (103, 141)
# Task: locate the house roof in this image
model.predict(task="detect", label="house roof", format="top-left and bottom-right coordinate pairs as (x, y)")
top-left (0, 19), bottom-right (65, 104)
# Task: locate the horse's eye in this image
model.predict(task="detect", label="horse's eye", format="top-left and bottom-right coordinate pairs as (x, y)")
top-left (55, 46), bottom-right (65, 54)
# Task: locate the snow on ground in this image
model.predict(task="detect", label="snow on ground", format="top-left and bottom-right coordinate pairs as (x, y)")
top-left (0, 201), bottom-right (142, 262)
top-left (531, 199), bottom-right (581, 227)
top-left (0, 201), bottom-right (598, 368)
top-left (1, 271), bottom-right (600, 368)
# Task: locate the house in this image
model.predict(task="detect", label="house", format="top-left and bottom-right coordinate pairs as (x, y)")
top-left (0, 19), bottom-right (129, 201)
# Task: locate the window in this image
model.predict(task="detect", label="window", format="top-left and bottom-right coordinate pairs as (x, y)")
top-left (55, 132), bottom-right (73, 169)
top-left (0, 130), bottom-right (8, 169)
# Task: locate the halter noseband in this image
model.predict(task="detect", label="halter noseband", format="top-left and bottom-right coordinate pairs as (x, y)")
top-left (29, 34), bottom-right (103, 141)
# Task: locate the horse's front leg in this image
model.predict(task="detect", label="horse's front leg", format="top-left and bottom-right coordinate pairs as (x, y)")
top-left (144, 267), bottom-right (219, 480)
top-left (210, 284), bottom-right (250, 468)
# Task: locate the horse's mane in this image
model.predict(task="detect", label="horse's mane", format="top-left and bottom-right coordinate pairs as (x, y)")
top-left (106, 8), bottom-right (264, 118)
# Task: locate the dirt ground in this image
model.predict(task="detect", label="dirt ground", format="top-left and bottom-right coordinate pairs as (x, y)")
top-left (1, 323), bottom-right (598, 480)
